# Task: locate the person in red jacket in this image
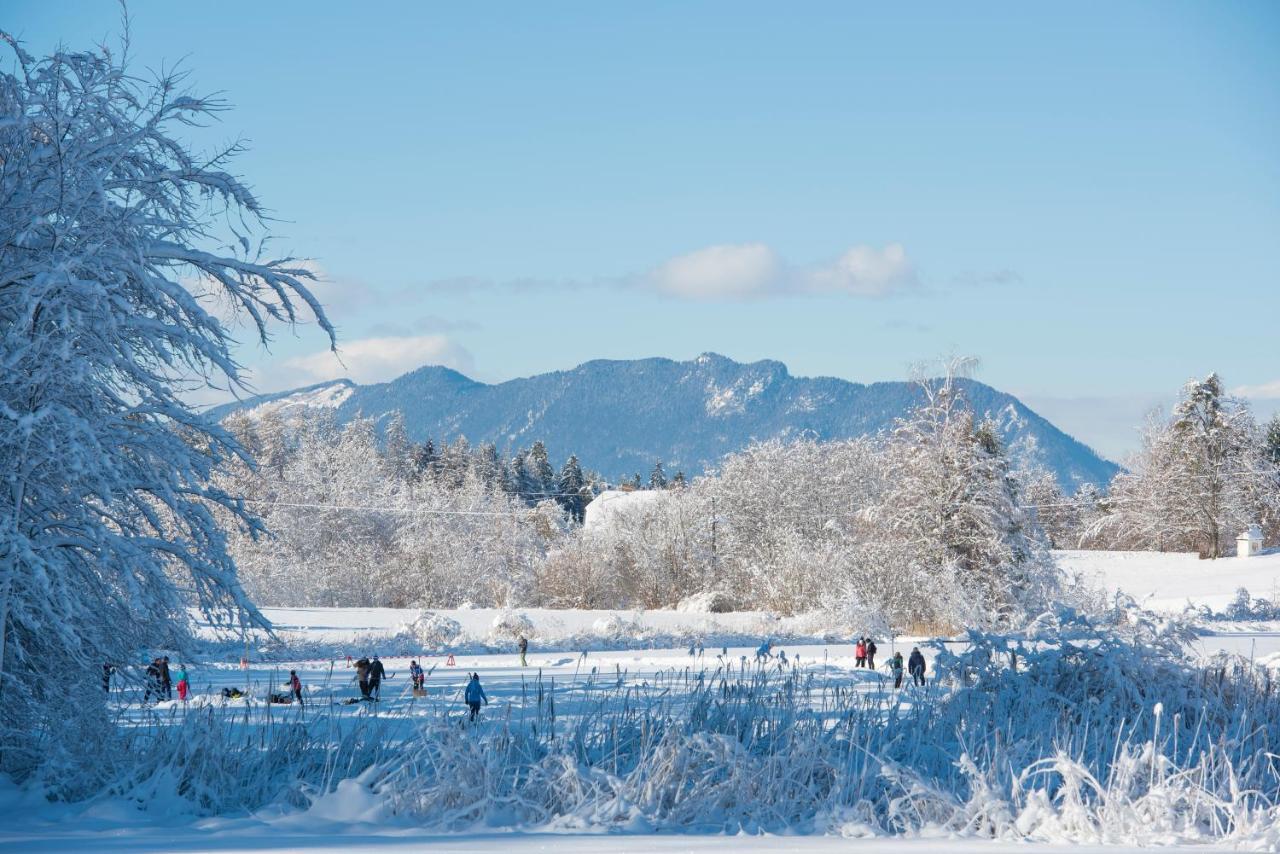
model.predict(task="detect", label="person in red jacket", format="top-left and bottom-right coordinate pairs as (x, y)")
top-left (289, 670), bottom-right (303, 705)
top-left (854, 638), bottom-right (867, 668)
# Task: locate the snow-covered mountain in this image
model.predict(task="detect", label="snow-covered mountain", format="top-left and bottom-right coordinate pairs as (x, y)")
top-left (207, 353), bottom-right (1118, 489)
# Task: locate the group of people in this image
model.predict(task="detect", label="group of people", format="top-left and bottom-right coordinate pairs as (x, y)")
top-left (851, 637), bottom-right (930, 688)
top-left (353, 655), bottom-right (387, 699)
top-left (854, 637), bottom-right (878, 669)
top-left (883, 647), bottom-right (929, 689)
top-left (357, 655), bottom-right (489, 722)
top-left (139, 656), bottom-right (190, 702)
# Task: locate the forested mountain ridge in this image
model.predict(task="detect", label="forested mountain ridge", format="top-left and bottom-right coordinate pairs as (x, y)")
top-left (208, 353), bottom-right (1117, 489)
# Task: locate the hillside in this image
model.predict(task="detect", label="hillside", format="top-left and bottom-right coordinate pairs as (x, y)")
top-left (208, 353), bottom-right (1118, 489)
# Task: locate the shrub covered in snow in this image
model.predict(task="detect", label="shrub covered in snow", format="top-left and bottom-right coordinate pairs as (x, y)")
top-left (589, 613), bottom-right (651, 642)
top-left (397, 611), bottom-right (462, 650)
top-left (489, 610), bottom-right (535, 642)
top-left (1222, 587), bottom-right (1280, 621)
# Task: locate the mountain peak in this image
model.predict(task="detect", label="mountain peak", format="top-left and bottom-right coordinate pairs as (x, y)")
top-left (210, 355), bottom-right (1116, 489)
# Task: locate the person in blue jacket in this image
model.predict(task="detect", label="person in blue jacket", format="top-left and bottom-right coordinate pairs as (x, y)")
top-left (464, 672), bottom-right (488, 722)
top-left (755, 640), bottom-right (773, 661)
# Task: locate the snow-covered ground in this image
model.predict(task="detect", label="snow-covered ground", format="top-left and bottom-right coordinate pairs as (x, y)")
top-left (6, 548), bottom-right (1280, 853)
top-left (1059, 548), bottom-right (1280, 613)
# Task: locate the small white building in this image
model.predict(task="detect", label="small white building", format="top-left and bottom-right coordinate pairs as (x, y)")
top-left (1237, 525), bottom-right (1264, 558)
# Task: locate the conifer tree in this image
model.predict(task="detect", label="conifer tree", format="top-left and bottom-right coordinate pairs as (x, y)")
top-left (557, 455), bottom-right (589, 523)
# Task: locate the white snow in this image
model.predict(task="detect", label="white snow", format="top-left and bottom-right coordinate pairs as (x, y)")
top-left (1058, 548), bottom-right (1280, 612)
top-left (10, 548), bottom-right (1280, 852)
top-left (582, 489), bottom-right (670, 531)
top-left (242, 381), bottom-right (353, 421)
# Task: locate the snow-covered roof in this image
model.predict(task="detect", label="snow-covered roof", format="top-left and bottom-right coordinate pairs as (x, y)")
top-left (583, 489), bottom-right (669, 531)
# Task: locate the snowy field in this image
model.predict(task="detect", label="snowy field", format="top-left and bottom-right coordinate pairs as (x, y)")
top-left (4, 549), bottom-right (1280, 853)
top-left (1059, 549), bottom-right (1280, 613)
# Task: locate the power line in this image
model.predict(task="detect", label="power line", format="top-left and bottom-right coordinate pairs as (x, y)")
top-left (241, 499), bottom-right (523, 518)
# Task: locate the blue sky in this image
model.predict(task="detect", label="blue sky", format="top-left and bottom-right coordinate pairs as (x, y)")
top-left (8, 2), bottom-right (1280, 459)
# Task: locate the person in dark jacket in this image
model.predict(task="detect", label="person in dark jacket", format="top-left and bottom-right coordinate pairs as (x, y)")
top-left (865, 639), bottom-right (878, 670)
top-left (518, 636), bottom-right (528, 667)
top-left (368, 655), bottom-right (386, 699)
top-left (144, 658), bottom-right (163, 703)
top-left (290, 670), bottom-right (303, 705)
top-left (464, 672), bottom-right (488, 722)
top-left (102, 663), bottom-right (114, 693)
top-left (908, 648), bottom-right (927, 687)
top-left (354, 656), bottom-right (371, 698)
top-left (160, 656), bottom-right (172, 700)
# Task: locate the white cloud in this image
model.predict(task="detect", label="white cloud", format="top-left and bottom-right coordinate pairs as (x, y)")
top-left (272, 335), bottom-right (475, 387)
top-left (642, 242), bottom-right (916, 301)
top-left (802, 243), bottom-right (916, 296)
top-left (1232, 380), bottom-right (1280, 401)
top-left (647, 243), bottom-right (781, 300)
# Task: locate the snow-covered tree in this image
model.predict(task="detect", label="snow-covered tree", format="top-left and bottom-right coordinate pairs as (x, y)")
top-left (557, 455), bottom-right (589, 523)
top-left (0, 34), bottom-right (330, 781)
top-left (1017, 467), bottom-right (1077, 549)
top-left (868, 362), bottom-right (1055, 628)
top-left (1265, 415), bottom-right (1280, 466)
top-left (649, 461), bottom-right (668, 490)
top-left (1091, 376), bottom-right (1278, 557)
top-left (525, 441), bottom-right (556, 499)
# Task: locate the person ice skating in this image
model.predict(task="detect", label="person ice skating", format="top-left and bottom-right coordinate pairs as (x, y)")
top-left (175, 665), bottom-right (189, 701)
top-left (354, 656), bottom-right (371, 699)
top-left (889, 651), bottom-right (904, 689)
top-left (854, 637), bottom-right (867, 668)
top-left (755, 640), bottom-right (773, 661)
top-left (290, 670), bottom-right (303, 705)
top-left (160, 656), bottom-right (172, 699)
top-left (368, 655), bottom-right (386, 699)
top-left (409, 660), bottom-right (425, 691)
top-left (464, 672), bottom-right (488, 722)
top-left (908, 647), bottom-right (926, 687)
top-left (144, 658), bottom-right (163, 702)
top-left (866, 638), bottom-right (877, 670)
top-left (518, 635), bottom-right (528, 667)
